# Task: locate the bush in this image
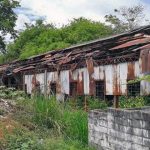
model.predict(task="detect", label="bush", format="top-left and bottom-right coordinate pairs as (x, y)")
top-left (0, 86), bottom-right (26, 100)
top-left (87, 97), bottom-right (108, 110)
top-left (119, 96), bottom-right (147, 108)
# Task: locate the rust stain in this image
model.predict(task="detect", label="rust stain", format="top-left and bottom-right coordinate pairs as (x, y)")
top-left (77, 72), bottom-right (84, 95)
top-left (127, 62), bottom-right (135, 80)
top-left (113, 65), bottom-right (121, 95)
top-left (69, 70), bottom-right (76, 82)
top-left (56, 74), bottom-right (61, 94)
top-left (86, 58), bottom-right (95, 95)
top-left (140, 49), bottom-right (149, 73)
top-left (86, 58), bottom-right (94, 75)
top-left (89, 75), bottom-right (95, 96)
top-left (31, 74), bottom-right (40, 93)
top-left (110, 37), bottom-right (150, 50)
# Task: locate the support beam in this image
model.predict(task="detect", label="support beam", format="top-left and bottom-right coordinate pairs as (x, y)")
top-left (44, 69), bottom-right (47, 97)
top-left (114, 95), bottom-right (119, 108)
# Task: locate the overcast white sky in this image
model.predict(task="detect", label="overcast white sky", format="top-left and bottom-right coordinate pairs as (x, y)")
top-left (14, 0), bottom-right (150, 30)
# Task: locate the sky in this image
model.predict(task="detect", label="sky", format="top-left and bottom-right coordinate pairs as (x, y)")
top-left (13, 0), bottom-right (150, 30)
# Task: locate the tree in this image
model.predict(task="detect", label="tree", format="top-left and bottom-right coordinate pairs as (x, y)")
top-left (2, 17), bottom-right (113, 62)
top-left (0, 0), bottom-right (19, 54)
top-left (105, 5), bottom-right (146, 33)
top-left (61, 17), bottom-right (113, 44)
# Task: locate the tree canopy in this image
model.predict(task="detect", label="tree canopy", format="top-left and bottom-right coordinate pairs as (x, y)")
top-left (1, 18), bottom-right (113, 62)
top-left (105, 5), bottom-right (146, 33)
top-left (0, 0), bottom-right (19, 54)
top-left (1, 4), bottom-right (148, 63)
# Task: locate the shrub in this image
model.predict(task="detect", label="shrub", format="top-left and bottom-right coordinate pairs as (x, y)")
top-left (87, 97), bottom-right (108, 110)
top-left (0, 86), bottom-right (26, 100)
top-left (119, 96), bottom-right (146, 108)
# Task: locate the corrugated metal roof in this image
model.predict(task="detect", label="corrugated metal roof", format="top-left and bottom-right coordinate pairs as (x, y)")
top-left (1, 25), bottom-right (150, 74)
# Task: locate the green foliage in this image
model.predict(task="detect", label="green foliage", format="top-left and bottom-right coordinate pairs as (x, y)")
top-left (62, 109), bottom-right (88, 144)
top-left (0, 86), bottom-right (26, 100)
top-left (128, 75), bottom-right (150, 84)
top-left (32, 96), bottom-right (88, 144)
top-left (0, 0), bottom-right (19, 54)
top-left (68, 96), bottom-right (108, 110)
top-left (2, 17), bottom-right (113, 62)
top-left (44, 138), bottom-right (94, 150)
top-left (2, 128), bottom-right (93, 150)
top-left (32, 96), bottom-right (63, 129)
top-left (2, 129), bottom-right (43, 150)
top-left (119, 96), bottom-right (150, 108)
top-left (0, 92), bottom-right (94, 149)
top-left (87, 97), bottom-right (108, 110)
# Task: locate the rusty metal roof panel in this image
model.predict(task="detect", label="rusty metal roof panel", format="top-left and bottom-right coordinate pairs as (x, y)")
top-left (110, 37), bottom-right (150, 50)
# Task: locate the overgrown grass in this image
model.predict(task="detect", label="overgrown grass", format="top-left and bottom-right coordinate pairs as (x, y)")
top-left (1, 94), bottom-right (93, 150)
top-left (32, 95), bottom-right (88, 145)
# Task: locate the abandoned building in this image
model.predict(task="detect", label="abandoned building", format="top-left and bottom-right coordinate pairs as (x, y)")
top-left (0, 25), bottom-right (150, 101)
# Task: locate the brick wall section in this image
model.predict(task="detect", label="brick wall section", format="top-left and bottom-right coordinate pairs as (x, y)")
top-left (88, 107), bottom-right (150, 150)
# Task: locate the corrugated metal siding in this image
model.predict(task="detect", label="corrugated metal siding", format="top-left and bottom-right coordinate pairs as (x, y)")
top-left (60, 70), bottom-right (69, 94)
top-left (134, 61), bottom-right (140, 77)
top-left (36, 73), bottom-right (45, 93)
top-left (117, 63), bottom-right (127, 95)
top-left (47, 72), bottom-right (58, 83)
top-left (25, 75), bottom-right (33, 94)
top-left (92, 66), bottom-right (104, 80)
top-left (71, 68), bottom-right (89, 95)
top-left (141, 80), bottom-right (150, 95)
top-left (105, 65), bottom-right (114, 95)
top-left (105, 62), bottom-right (132, 95)
top-left (24, 60), bottom-right (150, 96)
top-left (83, 68), bottom-right (89, 95)
top-left (139, 50), bottom-right (150, 95)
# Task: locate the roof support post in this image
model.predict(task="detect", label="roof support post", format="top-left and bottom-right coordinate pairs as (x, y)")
top-left (44, 69), bottom-right (47, 97)
top-left (114, 95), bottom-right (119, 108)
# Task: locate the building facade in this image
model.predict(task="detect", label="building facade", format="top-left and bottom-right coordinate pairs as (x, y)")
top-left (0, 25), bottom-right (150, 101)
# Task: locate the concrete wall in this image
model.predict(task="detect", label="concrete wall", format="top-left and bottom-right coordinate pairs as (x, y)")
top-left (88, 107), bottom-right (150, 150)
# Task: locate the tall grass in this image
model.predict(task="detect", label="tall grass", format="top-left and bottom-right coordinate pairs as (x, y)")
top-left (32, 95), bottom-right (88, 145)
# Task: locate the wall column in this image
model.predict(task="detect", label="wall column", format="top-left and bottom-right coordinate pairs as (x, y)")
top-left (44, 69), bottom-right (47, 97)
